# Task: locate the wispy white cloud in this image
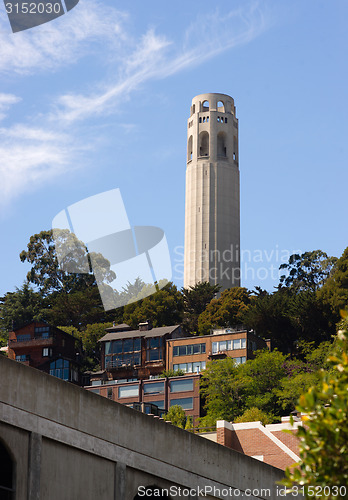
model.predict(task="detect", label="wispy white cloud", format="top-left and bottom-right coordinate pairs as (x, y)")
top-left (0, 0), bottom-right (126, 74)
top-left (53, 3), bottom-right (269, 123)
top-left (0, 124), bottom-right (84, 205)
top-left (0, 93), bottom-right (21, 120)
top-left (0, 1), bottom-right (271, 205)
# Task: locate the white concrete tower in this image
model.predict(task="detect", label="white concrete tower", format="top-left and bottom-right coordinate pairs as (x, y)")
top-left (184, 93), bottom-right (240, 291)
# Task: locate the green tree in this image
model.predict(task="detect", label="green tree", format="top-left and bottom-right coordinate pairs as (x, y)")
top-left (123, 282), bottom-right (184, 328)
top-left (245, 289), bottom-right (334, 354)
top-left (234, 407), bottom-right (275, 425)
top-left (162, 405), bottom-right (187, 428)
top-left (238, 349), bottom-right (288, 415)
top-left (279, 250), bottom-right (337, 292)
top-left (19, 230), bottom-right (118, 328)
top-left (318, 246), bottom-right (348, 318)
top-left (198, 287), bottom-right (251, 335)
top-left (182, 281), bottom-right (220, 334)
top-left (200, 357), bottom-right (247, 422)
top-left (20, 229), bottom-right (113, 295)
top-left (0, 283), bottom-right (44, 340)
top-left (282, 326), bottom-right (348, 498)
top-left (243, 288), bottom-right (296, 352)
top-left (276, 372), bottom-right (320, 413)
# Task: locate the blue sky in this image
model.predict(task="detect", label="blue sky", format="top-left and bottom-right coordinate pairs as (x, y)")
top-left (0, 0), bottom-right (347, 298)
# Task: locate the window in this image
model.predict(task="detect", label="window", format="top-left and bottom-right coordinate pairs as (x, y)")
top-left (170, 378), bottom-right (193, 393)
top-left (187, 135), bottom-right (193, 161)
top-left (143, 381), bottom-right (164, 394)
top-left (233, 339), bottom-right (241, 350)
top-left (34, 326), bottom-right (50, 338)
top-left (234, 356), bottom-right (246, 365)
top-left (105, 337), bottom-right (142, 369)
top-left (118, 384), bottom-right (139, 398)
top-left (173, 343), bottom-right (205, 356)
top-left (213, 338), bottom-right (246, 353)
top-left (202, 100), bottom-right (209, 111)
top-left (107, 388), bottom-right (113, 399)
top-left (170, 397), bottom-right (193, 410)
top-left (50, 359), bottom-right (70, 381)
top-left (146, 337), bottom-right (163, 362)
top-left (42, 348), bottom-right (51, 357)
top-left (199, 131), bottom-right (209, 156)
top-left (217, 131), bottom-right (227, 157)
top-left (15, 354), bottom-right (29, 362)
top-left (16, 333), bottom-right (31, 342)
top-left (90, 388), bottom-right (100, 394)
top-left (217, 100), bottom-right (225, 112)
top-left (91, 380), bottom-right (102, 386)
top-left (145, 400), bottom-right (164, 410)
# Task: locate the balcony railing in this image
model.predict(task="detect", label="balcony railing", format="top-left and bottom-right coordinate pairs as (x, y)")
top-left (8, 335), bottom-right (54, 346)
top-left (106, 360), bottom-right (136, 371)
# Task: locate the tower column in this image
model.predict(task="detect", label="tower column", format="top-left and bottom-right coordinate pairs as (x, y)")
top-left (184, 93), bottom-right (240, 291)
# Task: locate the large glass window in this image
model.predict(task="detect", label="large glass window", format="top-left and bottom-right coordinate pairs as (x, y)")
top-left (105, 337), bottom-right (142, 369)
top-left (50, 359), bottom-right (70, 381)
top-left (173, 343), bottom-right (206, 357)
top-left (118, 384), bottom-right (139, 398)
top-left (146, 337), bottom-right (163, 362)
top-left (16, 333), bottom-right (31, 342)
top-left (144, 401), bottom-right (164, 410)
top-left (143, 381), bottom-right (165, 394)
top-left (173, 361), bottom-right (206, 373)
top-left (170, 378), bottom-right (194, 393)
top-left (15, 354), bottom-right (29, 362)
top-left (34, 326), bottom-right (50, 338)
top-left (212, 338), bottom-right (246, 353)
top-left (170, 397), bottom-right (193, 410)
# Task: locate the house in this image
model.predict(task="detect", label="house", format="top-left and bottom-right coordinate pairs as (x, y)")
top-left (7, 321), bottom-right (81, 384)
top-left (166, 326), bottom-right (270, 374)
top-left (86, 373), bottom-right (202, 425)
top-left (96, 321), bottom-right (185, 383)
top-left (85, 323), bottom-right (271, 424)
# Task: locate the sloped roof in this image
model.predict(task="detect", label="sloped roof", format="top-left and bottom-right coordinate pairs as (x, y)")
top-left (99, 325), bottom-right (181, 342)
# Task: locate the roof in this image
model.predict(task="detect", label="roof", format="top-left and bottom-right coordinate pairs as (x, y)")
top-left (99, 325), bottom-right (181, 342)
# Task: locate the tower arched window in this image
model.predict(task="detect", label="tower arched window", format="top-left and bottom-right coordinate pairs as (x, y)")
top-left (233, 135), bottom-right (238, 162)
top-left (217, 131), bottom-right (227, 157)
top-left (202, 100), bottom-right (209, 111)
top-left (199, 131), bottom-right (209, 157)
top-left (187, 135), bottom-right (193, 161)
top-left (0, 441), bottom-right (15, 499)
top-left (217, 100), bottom-right (225, 112)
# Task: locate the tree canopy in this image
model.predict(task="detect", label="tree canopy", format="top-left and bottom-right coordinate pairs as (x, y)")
top-left (198, 287), bottom-right (251, 335)
top-left (182, 281), bottom-right (220, 334)
top-left (283, 323), bottom-right (348, 498)
top-left (279, 250), bottom-right (337, 292)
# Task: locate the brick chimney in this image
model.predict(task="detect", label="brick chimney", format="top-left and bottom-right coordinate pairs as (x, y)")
top-left (138, 320), bottom-right (153, 331)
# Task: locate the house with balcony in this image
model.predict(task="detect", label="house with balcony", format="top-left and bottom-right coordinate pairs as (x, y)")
top-left (7, 321), bottom-right (81, 384)
top-left (166, 327), bottom-right (270, 375)
top-left (96, 321), bottom-right (185, 383)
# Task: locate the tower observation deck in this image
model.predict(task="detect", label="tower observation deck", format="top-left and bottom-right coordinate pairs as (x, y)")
top-left (184, 93), bottom-right (240, 291)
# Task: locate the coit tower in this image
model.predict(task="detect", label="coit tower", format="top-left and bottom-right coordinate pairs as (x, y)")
top-left (184, 93), bottom-right (240, 291)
